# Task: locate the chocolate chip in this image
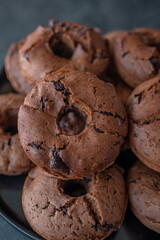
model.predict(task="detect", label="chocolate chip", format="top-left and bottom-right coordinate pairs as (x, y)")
top-left (135, 92), bottom-right (143, 104)
top-left (93, 125), bottom-right (104, 134)
top-left (40, 97), bottom-right (48, 112)
top-left (8, 138), bottom-right (13, 146)
top-left (58, 106), bottom-right (86, 135)
top-left (54, 80), bottom-right (65, 91)
top-left (50, 147), bottom-right (70, 173)
top-left (2, 142), bottom-right (6, 150)
top-left (53, 80), bottom-right (71, 105)
top-left (122, 51), bottom-right (129, 57)
top-left (29, 143), bottom-right (44, 151)
top-left (100, 111), bottom-right (114, 117)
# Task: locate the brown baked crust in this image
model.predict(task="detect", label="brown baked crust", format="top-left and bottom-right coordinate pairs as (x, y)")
top-left (127, 75), bottom-right (160, 172)
top-left (103, 71), bottom-right (132, 106)
top-left (127, 160), bottom-right (160, 233)
top-left (112, 28), bottom-right (160, 88)
top-left (18, 19), bottom-right (109, 85)
top-left (22, 165), bottom-right (127, 240)
top-left (5, 42), bottom-right (33, 94)
top-left (0, 93), bottom-right (33, 175)
top-left (18, 69), bottom-right (128, 179)
top-left (103, 31), bottom-right (132, 106)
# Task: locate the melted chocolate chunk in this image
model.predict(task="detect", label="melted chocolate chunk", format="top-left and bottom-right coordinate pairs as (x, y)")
top-left (58, 106), bottom-right (86, 135)
top-left (53, 80), bottom-right (71, 105)
top-left (50, 147), bottom-right (70, 173)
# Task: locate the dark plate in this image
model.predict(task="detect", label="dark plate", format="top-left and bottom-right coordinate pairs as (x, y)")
top-left (0, 69), bottom-right (160, 240)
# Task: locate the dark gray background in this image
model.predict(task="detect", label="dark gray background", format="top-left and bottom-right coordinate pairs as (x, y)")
top-left (0, 0), bottom-right (160, 239)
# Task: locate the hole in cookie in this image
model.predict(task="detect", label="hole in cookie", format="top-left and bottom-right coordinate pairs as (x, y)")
top-left (62, 179), bottom-right (87, 197)
top-left (5, 126), bottom-right (18, 136)
top-left (51, 39), bottom-right (74, 59)
top-left (57, 106), bottom-right (86, 136)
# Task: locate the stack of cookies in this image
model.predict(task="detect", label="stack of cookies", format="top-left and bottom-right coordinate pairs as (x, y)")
top-left (0, 17), bottom-right (160, 239)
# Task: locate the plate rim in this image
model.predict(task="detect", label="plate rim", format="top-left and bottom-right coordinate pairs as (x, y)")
top-left (0, 199), bottom-right (43, 240)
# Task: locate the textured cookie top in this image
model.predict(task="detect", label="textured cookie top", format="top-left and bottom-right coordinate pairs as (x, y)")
top-left (127, 160), bottom-right (160, 233)
top-left (18, 18), bottom-right (109, 84)
top-left (112, 28), bottom-right (160, 88)
top-left (18, 69), bottom-right (128, 178)
top-left (127, 75), bottom-right (160, 172)
top-left (22, 165), bottom-right (127, 240)
top-left (5, 42), bottom-right (33, 94)
top-left (0, 93), bottom-right (33, 175)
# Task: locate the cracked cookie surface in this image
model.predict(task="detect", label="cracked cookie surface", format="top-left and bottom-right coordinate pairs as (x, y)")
top-left (127, 160), bottom-right (160, 233)
top-left (22, 165), bottom-right (127, 240)
top-left (18, 69), bottom-right (128, 178)
top-left (0, 93), bottom-right (33, 175)
top-left (112, 28), bottom-right (160, 88)
top-left (18, 18), bottom-right (109, 86)
top-left (127, 75), bottom-right (160, 172)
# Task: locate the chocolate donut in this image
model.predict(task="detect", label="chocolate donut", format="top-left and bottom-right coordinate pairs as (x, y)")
top-left (18, 18), bottom-right (109, 85)
top-left (127, 160), bottom-right (160, 233)
top-left (5, 42), bottom-right (33, 94)
top-left (127, 75), bottom-right (160, 173)
top-left (18, 69), bottom-right (128, 179)
top-left (112, 28), bottom-right (160, 88)
top-left (0, 93), bottom-right (33, 175)
top-left (22, 165), bottom-right (127, 240)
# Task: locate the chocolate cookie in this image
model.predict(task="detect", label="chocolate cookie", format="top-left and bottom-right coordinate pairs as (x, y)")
top-left (18, 18), bottom-right (109, 85)
top-left (127, 75), bottom-right (160, 173)
top-left (0, 93), bottom-right (33, 175)
top-left (112, 28), bottom-right (160, 88)
top-left (5, 42), bottom-right (33, 94)
top-left (22, 165), bottom-right (127, 240)
top-left (104, 30), bottom-right (125, 54)
top-left (103, 71), bottom-right (132, 106)
top-left (18, 69), bottom-right (128, 179)
top-left (127, 160), bottom-right (160, 233)
top-left (103, 31), bottom-right (132, 106)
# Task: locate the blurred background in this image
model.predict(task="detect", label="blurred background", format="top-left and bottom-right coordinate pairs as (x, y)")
top-left (0, 0), bottom-right (160, 239)
top-left (0, 0), bottom-right (160, 69)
